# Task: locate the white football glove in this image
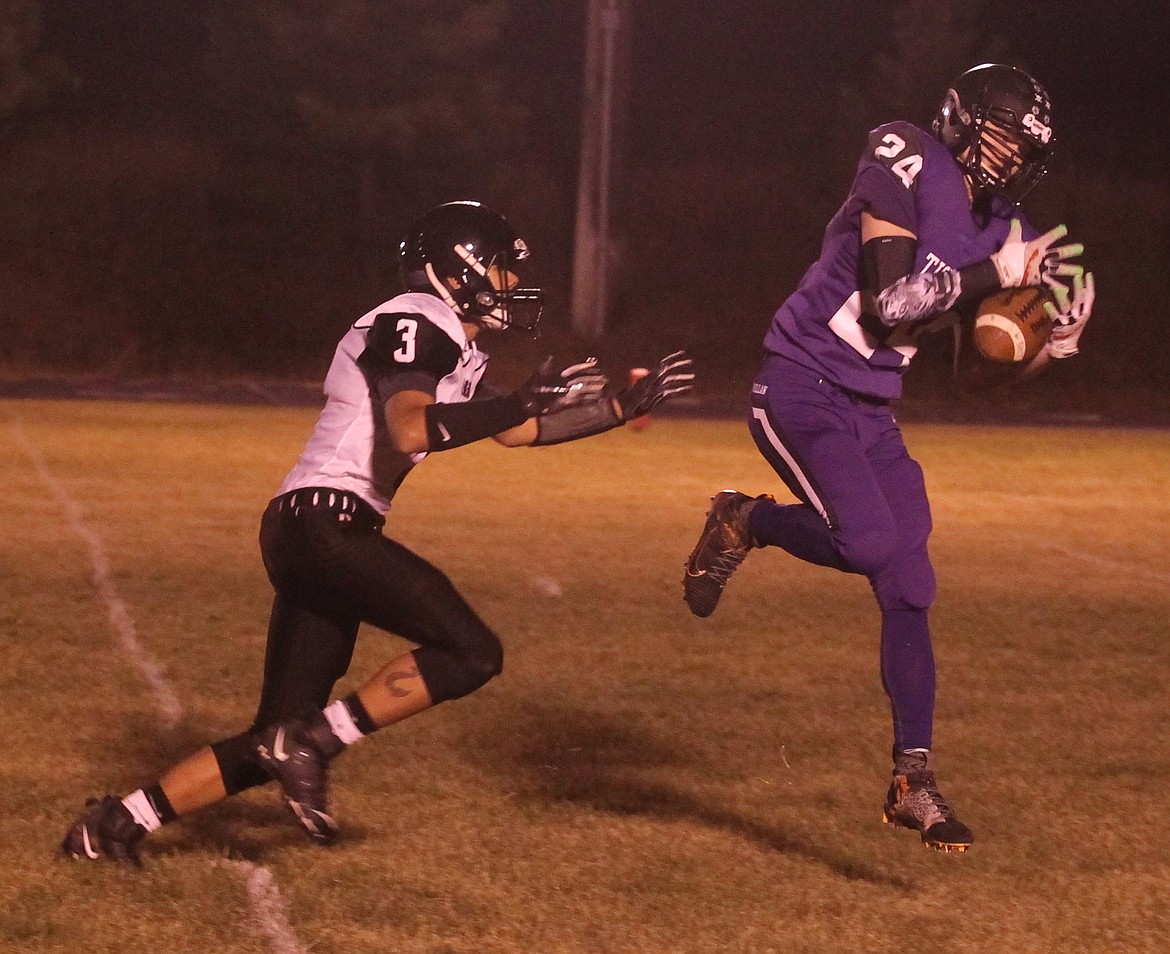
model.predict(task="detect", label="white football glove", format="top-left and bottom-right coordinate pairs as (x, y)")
top-left (990, 219), bottom-right (1085, 289)
top-left (1043, 271), bottom-right (1095, 359)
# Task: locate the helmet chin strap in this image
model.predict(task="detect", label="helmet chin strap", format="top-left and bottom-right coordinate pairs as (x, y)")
top-left (425, 262), bottom-right (462, 313)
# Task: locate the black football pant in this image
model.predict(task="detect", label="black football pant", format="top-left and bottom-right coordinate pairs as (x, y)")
top-left (211, 488), bottom-right (503, 794)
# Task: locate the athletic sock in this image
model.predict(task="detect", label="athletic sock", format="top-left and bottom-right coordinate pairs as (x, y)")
top-left (314, 694), bottom-right (376, 755)
top-left (748, 501), bottom-right (850, 570)
top-left (894, 747), bottom-right (929, 769)
top-left (122, 784), bottom-right (176, 832)
top-left (340, 692), bottom-right (379, 736)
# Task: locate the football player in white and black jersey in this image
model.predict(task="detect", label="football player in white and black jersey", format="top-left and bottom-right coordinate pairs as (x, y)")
top-left (63, 200), bottom-right (694, 862)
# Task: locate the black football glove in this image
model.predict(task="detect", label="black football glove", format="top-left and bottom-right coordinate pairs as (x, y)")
top-left (517, 356), bottom-right (609, 416)
top-left (616, 350), bottom-right (695, 420)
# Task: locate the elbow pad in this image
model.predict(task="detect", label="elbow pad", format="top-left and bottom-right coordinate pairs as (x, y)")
top-left (873, 270), bottom-right (961, 327)
top-left (862, 233), bottom-right (959, 327)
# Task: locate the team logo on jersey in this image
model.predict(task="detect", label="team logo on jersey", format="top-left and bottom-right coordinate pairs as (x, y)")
top-left (922, 252), bottom-right (953, 275)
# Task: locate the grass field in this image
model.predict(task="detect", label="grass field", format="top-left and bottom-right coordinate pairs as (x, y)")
top-left (2, 398), bottom-right (1169, 953)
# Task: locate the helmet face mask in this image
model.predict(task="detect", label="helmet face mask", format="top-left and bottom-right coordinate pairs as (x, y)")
top-left (400, 201), bottom-right (543, 333)
top-left (933, 64), bottom-right (1054, 203)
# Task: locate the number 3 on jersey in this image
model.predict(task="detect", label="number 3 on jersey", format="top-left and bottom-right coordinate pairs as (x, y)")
top-left (874, 133), bottom-right (923, 189)
top-left (394, 317), bottom-right (418, 363)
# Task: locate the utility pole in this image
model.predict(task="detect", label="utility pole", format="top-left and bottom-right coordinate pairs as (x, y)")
top-left (571, 0), bottom-right (630, 338)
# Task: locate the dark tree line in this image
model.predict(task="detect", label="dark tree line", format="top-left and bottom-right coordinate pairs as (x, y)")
top-left (1, 0), bottom-right (1166, 417)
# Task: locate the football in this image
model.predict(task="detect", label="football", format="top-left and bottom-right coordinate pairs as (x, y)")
top-left (974, 286), bottom-right (1054, 364)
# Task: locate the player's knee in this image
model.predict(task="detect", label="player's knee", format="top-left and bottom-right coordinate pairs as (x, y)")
top-left (872, 560), bottom-right (937, 611)
top-left (836, 527), bottom-right (898, 577)
top-left (463, 630), bottom-right (504, 688)
top-left (414, 630), bottom-right (504, 704)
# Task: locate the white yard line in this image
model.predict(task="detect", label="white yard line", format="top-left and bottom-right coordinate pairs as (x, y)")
top-left (10, 412), bottom-right (309, 954)
top-left (1034, 542), bottom-right (1170, 590)
top-left (236, 862), bottom-right (311, 954)
top-left (10, 417), bottom-right (184, 728)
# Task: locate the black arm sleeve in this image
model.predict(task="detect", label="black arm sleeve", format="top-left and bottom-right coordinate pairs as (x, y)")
top-left (861, 235), bottom-right (916, 294)
top-left (423, 394), bottom-right (528, 451)
top-left (954, 259), bottom-right (1002, 305)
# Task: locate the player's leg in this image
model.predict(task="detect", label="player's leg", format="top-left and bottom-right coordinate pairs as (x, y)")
top-left (246, 496), bottom-right (383, 841)
top-left (355, 534), bottom-right (504, 711)
top-left (863, 424), bottom-right (972, 851)
top-left (283, 528), bottom-right (504, 737)
top-left (62, 586), bottom-right (360, 860)
top-left (853, 410), bottom-right (938, 751)
top-left (63, 495), bottom-right (372, 860)
top-left (254, 498), bottom-right (503, 840)
top-left (685, 359), bottom-right (900, 617)
top-left (248, 582), bottom-right (371, 841)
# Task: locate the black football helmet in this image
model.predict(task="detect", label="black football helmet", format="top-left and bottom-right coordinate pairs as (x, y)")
top-left (933, 64), bottom-right (1054, 202)
top-left (399, 200), bottom-right (542, 333)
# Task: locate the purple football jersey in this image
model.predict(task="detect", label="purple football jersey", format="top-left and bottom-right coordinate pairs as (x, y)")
top-left (763, 121), bottom-right (1038, 399)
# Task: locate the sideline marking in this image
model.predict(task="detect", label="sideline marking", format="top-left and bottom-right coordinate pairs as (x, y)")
top-left (11, 412), bottom-right (308, 954)
top-left (11, 417), bottom-right (183, 727)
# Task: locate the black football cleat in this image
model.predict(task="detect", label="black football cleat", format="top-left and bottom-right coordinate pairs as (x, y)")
top-left (62, 796), bottom-right (147, 866)
top-left (882, 750), bottom-right (974, 852)
top-left (683, 490), bottom-right (768, 618)
top-left (255, 720), bottom-right (340, 844)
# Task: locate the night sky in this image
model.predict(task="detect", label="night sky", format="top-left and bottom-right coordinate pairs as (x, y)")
top-left (44, 0), bottom-right (1170, 178)
top-left (511, 0), bottom-right (1169, 177)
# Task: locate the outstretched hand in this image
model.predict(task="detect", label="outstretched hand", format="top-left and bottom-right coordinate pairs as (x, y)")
top-left (990, 219), bottom-right (1084, 290)
top-left (616, 351), bottom-right (695, 420)
top-left (517, 356), bottom-right (609, 416)
top-left (1044, 271), bottom-right (1095, 359)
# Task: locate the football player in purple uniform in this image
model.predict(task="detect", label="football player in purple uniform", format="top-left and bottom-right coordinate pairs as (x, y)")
top-left (64, 201), bottom-right (694, 862)
top-left (683, 65), bottom-right (1094, 852)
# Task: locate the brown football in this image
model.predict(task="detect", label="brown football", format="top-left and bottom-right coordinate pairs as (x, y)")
top-left (974, 287), bottom-right (1054, 364)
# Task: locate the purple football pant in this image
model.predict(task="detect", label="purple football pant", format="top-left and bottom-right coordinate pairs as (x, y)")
top-left (746, 355), bottom-right (936, 750)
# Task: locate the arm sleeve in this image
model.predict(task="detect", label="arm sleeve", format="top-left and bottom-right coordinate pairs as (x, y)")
top-left (424, 394), bottom-right (528, 450)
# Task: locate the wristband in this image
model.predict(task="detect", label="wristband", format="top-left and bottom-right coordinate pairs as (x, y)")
top-left (954, 259), bottom-right (1001, 306)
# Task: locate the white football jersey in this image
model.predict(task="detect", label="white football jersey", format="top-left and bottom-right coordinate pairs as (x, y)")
top-left (279, 292), bottom-right (488, 513)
